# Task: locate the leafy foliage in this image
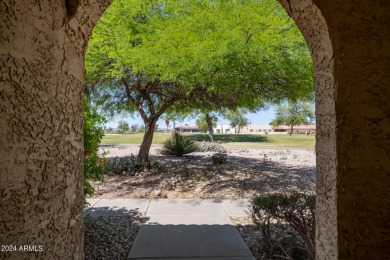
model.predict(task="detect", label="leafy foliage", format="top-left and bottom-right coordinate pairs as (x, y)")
top-left (224, 108), bottom-right (250, 133)
top-left (118, 120), bottom-right (130, 134)
top-left (196, 141), bottom-right (227, 153)
top-left (196, 114), bottom-right (217, 132)
top-left (251, 192), bottom-right (316, 259)
top-left (160, 134), bottom-right (199, 156)
top-left (270, 102), bottom-right (314, 134)
top-left (84, 98), bottom-right (107, 203)
top-left (105, 127), bottom-right (114, 133)
top-left (85, 0), bottom-right (314, 163)
top-left (106, 155), bottom-right (160, 175)
top-left (130, 124), bottom-right (139, 132)
top-left (195, 112), bottom-right (218, 141)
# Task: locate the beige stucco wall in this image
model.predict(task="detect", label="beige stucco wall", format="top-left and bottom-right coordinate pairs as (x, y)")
top-left (0, 1), bottom-right (111, 259)
top-left (278, 1), bottom-right (338, 258)
top-left (319, 1), bottom-right (390, 259)
top-left (0, 0), bottom-right (388, 259)
top-left (279, 0), bottom-right (390, 259)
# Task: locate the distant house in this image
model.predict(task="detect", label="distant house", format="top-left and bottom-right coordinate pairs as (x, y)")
top-left (273, 125), bottom-right (316, 134)
top-left (213, 124), bottom-right (274, 134)
top-left (213, 124), bottom-right (232, 134)
top-left (175, 125), bottom-right (201, 133)
top-left (239, 125), bottom-right (274, 134)
top-left (273, 125), bottom-right (290, 133)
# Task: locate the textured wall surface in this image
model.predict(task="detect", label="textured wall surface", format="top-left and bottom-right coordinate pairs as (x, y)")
top-left (317, 1), bottom-right (390, 259)
top-left (0, 0), bottom-right (111, 259)
top-left (0, 0), bottom-right (389, 259)
top-left (278, 1), bottom-right (337, 258)
top-left (280, 0), bottom-right (390, 259)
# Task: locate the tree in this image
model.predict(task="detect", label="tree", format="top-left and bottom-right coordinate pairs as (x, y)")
top-left (85, 0), bottom-right (314, 167)
top-left (165, 118), bottom-right (170, 131)
top-left (270, 102), bottom-right (314, 135)
top-left (117, 120), bottom-right (129, 134)
top-left (196, 113), bottom-right (218, 142)
top-left (225, 108), bottom-right (250, 133)
top-left (130, 124), bottom-right (139, 133)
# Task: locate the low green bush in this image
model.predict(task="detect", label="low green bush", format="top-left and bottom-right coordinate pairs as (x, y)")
top-left (106, 155), bottom-right (160, 175)
top-left (160, 134), bottom-right (198, 156)
top-left (196, 141), bottom-right (227, 153)
top-left (251, 192), bottom-right (316, 259)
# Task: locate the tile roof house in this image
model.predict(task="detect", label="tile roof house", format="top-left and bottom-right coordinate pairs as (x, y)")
top-left (273, 125), bottom-right (316, 134)
top-left (175, 125), bottom-right (202, 133)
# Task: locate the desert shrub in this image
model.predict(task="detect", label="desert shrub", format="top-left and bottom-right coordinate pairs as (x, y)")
top-left (251, 192), bottom-right (316, 260)
top-left (160, 134), bottom-right (198, 156)
top-left (84, 98), bottom-right (107, 204)
top-left (106, 155), bottom-right (160, 175)
top-left (196, 141), bottom-right (227, 153)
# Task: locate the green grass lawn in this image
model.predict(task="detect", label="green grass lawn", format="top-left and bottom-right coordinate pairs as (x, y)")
top-left (101, 133), bottom-right (170, 145)
top-left (101, 133), bottom-right (315, 148)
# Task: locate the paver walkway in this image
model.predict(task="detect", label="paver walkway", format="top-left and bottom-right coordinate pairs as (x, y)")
top-left (85, 199), bottom-right (254, 260)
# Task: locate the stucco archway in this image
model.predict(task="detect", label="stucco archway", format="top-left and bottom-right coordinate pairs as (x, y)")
top-left (0, 1), bottom-right (388, 259)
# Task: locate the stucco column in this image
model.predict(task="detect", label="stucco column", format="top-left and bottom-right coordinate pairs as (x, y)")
top-left (279, 0), bottom-right (390, 259)
top-left (0, 1), bottom-right (110, 259)
top-left (321, 1), bottom-right (390, 259)
top-left (277, 1), bottom-right (338, 258)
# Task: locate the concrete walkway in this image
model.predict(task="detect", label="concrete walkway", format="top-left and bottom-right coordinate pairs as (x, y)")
top-left (85, 199), bottom-right (254, 260)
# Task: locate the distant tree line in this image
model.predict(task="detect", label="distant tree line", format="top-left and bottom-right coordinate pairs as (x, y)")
top-left (105, 121), bottom-right (159, 134)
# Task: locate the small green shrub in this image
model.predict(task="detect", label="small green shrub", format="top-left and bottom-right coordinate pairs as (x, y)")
top-left (160, 134), bottom-right (198, 156)
top-left (251, 192), bottom-right (316, 259)
top-left (106, 155), bottom-right (160, 175)
top-left (196, 141), bottom-right (227, 153)
top-left (84, 98), bottom-right (107, 206)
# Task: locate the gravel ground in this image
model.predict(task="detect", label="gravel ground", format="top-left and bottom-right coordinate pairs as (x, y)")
top-left (87, 144), bottom-right (316, 259)
top-left (84, 215), bottom-right (147, 259)
top-left (92, 145), bottom-right (316, 199)
top-left (231, 216), bottom-right (264, 259)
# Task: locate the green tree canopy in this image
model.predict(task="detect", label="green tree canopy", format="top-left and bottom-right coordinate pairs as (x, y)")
top-left (196, 114), bottom-right (218, 132)
top-left (117, 120), bottom-right (130, 134)
top-left (195, 112), bottom-right (218, 141)
top-left (270, 101), bottom-right (314, 135)
top-left (225, 108), bottom-right (250, 133)
top-left (85, 0), bottom-right (314, 165)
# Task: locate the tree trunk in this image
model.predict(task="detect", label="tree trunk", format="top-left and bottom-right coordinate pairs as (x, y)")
top-left (138, 119), bottom-right (157, 170)
top-left (205, 113), bottom-right (214, 142)
top-left (172, 121), bottom-right (176, 136)
top-left (290, 125), bottom-right (294, 135)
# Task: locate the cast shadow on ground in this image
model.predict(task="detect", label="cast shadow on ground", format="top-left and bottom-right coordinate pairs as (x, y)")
top-left (83, 206), bottom-right (146, 218)
top-left (128, 224), bottom-right (254, 259)
top-left (93, 151), bottom-right (315, 199)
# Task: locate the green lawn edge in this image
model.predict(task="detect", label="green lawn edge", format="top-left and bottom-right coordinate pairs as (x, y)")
top-left (101, 133), bottom-right (315, 148)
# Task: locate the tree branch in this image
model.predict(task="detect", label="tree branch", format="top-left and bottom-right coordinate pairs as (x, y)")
top-left (122, 78), bottom-right (148, 121)
top-left (133, 75), bottom-right (156, 115)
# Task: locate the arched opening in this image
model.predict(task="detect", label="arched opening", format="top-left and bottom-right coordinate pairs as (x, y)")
top-left (86, 2), bottom-right (322, 258)
top-left (0, 0), bottom-right (388, 259)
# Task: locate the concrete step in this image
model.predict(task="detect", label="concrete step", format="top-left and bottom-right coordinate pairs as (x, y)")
top-left (128, 225), bottom-right (255, 260)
